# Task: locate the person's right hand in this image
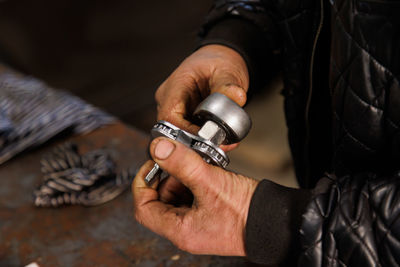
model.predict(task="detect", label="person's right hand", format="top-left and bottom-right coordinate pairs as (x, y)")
top-left (133, 137), bottom-right (259, 256)
top-left (155, 44), bottom-right (249, 136)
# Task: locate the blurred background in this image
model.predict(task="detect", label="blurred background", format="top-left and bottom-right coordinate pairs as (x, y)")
top-left (0, 0), bottom-right (296, 187)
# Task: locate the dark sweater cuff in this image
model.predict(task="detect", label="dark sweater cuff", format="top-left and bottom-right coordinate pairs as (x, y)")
top-left (198, 18), bottom-right (273, 93)
top-left (245, 179), bottom-right (311, 265)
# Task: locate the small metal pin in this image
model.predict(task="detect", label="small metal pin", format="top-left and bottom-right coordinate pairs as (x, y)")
top-left (144, 163), bottom-right (162, 185)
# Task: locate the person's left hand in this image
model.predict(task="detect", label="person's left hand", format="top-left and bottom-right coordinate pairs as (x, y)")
top-left (132, 137), bottom-right (259, 256)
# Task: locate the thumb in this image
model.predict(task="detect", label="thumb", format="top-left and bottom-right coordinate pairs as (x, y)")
top-left (149, 137), bottom-right (216, 195)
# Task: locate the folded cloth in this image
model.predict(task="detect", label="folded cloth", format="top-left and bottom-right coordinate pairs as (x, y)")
top-left (34, 142), bottom-right (136, 207)
top-left (0, 68), bottom-right (115, 164)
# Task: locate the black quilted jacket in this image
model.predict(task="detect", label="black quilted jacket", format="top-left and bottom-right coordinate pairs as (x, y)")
top-left (199, 0), bottom-right (400, 266)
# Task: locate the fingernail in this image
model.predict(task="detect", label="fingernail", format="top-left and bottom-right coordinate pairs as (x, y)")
top-left (154, 139), bottom-right (175, 160)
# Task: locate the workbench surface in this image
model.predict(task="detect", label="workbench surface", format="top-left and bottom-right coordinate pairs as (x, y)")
top-left (0, 123), bottom-right (256, 267)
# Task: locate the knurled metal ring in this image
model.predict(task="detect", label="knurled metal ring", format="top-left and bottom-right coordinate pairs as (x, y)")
top-left (150, 121), bottom-right (229, 169)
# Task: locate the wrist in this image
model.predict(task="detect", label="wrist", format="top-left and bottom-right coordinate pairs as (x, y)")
top-left (235, 175), bottom-right (260, 256)
top-left (197, 44), bottom-right (247, 66)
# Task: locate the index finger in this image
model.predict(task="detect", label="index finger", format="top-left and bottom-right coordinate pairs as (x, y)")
top-left (132, 160), bottom-right (189, 240)
top-left (155, 85), bottom-right (202, 135)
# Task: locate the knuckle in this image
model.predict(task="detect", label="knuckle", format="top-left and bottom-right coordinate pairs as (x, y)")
top-left (154, 87), bottom-right (164, 104)
top-left (176, 239), bottom-right (190, 252)
top-left (134, 208), bottom-right (150, 228)
top-left (180, 161), bottom-right (204, 182)
top-left (174, 234), bottom-right (192, 252)
top-left (170, 215), bottom-right (193, 252)
top-left (134, 210), bottom-right (143, 224)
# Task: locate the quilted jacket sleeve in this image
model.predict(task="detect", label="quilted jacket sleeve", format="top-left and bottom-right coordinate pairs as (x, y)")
top-left (198, 0), bottom-right (281, 93)
top-left (198, 1), bottom-right (400, 267)
top-left (245, 172), bottom-right (400, 266)
top-left (299, 173), bottom-right (400, 266)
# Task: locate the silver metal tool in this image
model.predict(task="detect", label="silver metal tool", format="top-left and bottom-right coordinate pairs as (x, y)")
top-left (144, 92), bottom-right (252, 185)
top-left (144, 163), bottom-right (161, 185)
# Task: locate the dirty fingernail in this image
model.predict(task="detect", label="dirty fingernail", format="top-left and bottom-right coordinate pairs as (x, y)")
top-left (154, 140), bottom-right (175, 160)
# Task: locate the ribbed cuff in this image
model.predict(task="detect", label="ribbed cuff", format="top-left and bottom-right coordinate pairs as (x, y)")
top-left (245, 179), bottom-right (311, 265)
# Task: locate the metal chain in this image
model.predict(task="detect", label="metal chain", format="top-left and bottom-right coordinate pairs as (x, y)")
top-left (34, 142), bottom-right (137, 207)
top-left (151, 121), bottom-right (229, 168)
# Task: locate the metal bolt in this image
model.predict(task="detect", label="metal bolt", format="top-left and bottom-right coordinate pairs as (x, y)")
top-left (197, 121), bottom-right (226, 146)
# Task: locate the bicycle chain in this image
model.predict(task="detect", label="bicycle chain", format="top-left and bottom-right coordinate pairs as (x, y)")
top-left (151, 121), bottom-right (229, 168)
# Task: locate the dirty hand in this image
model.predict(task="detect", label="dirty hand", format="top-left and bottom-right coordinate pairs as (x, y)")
top-left (155, 44), bottom-right (249, 136)
top-left (132, 137), bottom-right (259, 256)
top-left (153, 44), bottom-right (250, 207)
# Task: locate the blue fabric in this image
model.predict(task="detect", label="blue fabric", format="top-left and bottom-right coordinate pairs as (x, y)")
top-left (0, 68), bottom-right (115, 164)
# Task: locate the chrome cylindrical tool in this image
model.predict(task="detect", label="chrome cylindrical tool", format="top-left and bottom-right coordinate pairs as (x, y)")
top-left (144, 92), bottom-right (252, 185)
